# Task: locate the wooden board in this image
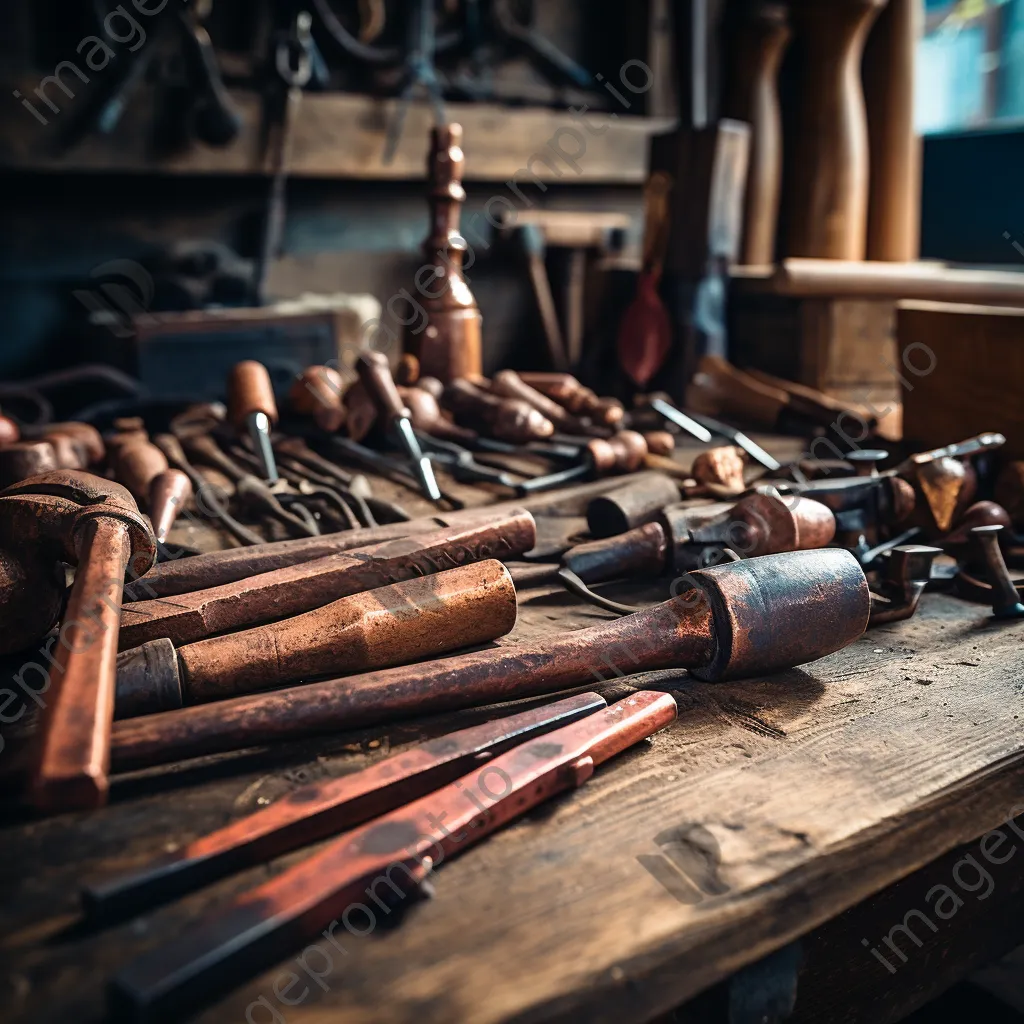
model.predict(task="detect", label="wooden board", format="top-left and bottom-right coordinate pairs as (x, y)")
top-left (2, 576), bottom-right (1023, 1023)
top-left (0, 83), bottom-right (669, 183)
top-left (897, 300), bottom-right (1024, 459)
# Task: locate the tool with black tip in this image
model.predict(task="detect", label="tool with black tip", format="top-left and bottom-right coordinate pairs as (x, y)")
top-left (356, 351), bottom-right (442, 502)
top-left (107, 692), bottom-right (673, 1023)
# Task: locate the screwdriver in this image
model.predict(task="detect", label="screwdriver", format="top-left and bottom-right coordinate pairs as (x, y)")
top-left (227, 360), bottom-right (280, 483)
top-left (356, 350), bottom-right (442, 502)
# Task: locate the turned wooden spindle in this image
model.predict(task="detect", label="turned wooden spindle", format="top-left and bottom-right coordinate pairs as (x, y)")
top-left (786, 0), bottom-right (888, 260)
top-left (864, 0), bottom-right (922, 261)
top-left (405, 124), bottom-right (483, 382)
top-left (722, 0), bottom-right (791, 265)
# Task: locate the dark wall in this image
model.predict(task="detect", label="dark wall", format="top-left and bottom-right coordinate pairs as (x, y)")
top-left (920, 127), bottom-right (1024, 266)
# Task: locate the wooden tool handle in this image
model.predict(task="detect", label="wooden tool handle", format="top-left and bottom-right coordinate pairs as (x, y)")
top-left (492, 370), bottom-right (577, 431)
top-left (36, 421), bottom-right (105, 464)
top-left (177, 559), bottom-right (518, 702)
top-left (356, 350), bottom-right (410, 423)
top-left (399, 386), bottom-right (478, 443)
top-left (108, 692), bottom-right (675, 1021)
top-left (86, 692), bottom-right (605, 924)
top-left (114, 441), bottom-right (170, 508)
top-left (120, 510), bottom-right (537, 649)
top-left (32, 517), bottom-right (132, 813)
top-left (443, 379), bottom-right (554, 442)
top-left (586, 474), bottom-right (680, 537)
top-left (227, 361), bottom-right (278, 429)
top-left (685, 355), bottom-right (788, 428)
top-left (111, 550), bottom-right (869, 769)
top-left (563, 522), bottom-right (669, 582)
top-left (289, 365), bottom-right (346, 432)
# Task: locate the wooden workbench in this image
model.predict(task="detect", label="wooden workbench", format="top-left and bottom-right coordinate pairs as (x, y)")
top-left (1, 444), bottom-right (1023, 1024)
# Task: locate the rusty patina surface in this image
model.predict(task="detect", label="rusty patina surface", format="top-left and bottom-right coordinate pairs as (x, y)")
top-left (0, 471), bottom-right (156, 812)
top-left (118, 510), bottom-right (536, 648)
top-left (110, 550), bottom-right (869, 771)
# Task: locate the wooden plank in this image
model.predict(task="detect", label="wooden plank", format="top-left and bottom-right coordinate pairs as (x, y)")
top-left (732, 259), bottom-right (1024, 305)
top-left (2, 589), bottom-right (1023, 1024)
top-left (897, 300), bottom-right (1024, 459)
top-left (0, 82), bottom-right (669, 182)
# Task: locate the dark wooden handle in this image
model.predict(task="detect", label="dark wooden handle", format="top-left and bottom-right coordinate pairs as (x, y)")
top-left (563, 522), bottom-right (669, 582)
top-left (357, 351), bottom-right (410, 423)
top-left (227, 361), bottom-right (278, 428)
top-left (177, 559), bottom-right (519, 702)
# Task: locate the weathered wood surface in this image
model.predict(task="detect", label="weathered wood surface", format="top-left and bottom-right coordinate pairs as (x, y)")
top-left (1, 575), bottom-right (1022, 1024)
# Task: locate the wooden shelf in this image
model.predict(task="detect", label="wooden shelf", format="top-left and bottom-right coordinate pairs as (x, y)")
top-left (1, 83), bottom-right (672, 183)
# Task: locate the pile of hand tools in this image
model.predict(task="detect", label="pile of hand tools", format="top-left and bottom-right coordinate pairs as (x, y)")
top-left (3, 338), bottom-right (1024, 1024)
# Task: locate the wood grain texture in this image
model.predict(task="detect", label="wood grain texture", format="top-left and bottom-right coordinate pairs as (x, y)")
top-left (785, 0), bottom-right (888, 260)
top-left (0, 85), bottom-right (668, 182)
top-left (2, 584), bottom-right (1023, 1024)
top-left (863, 0), bottom-right (923, 262)
top-left (722, 1), bottom-right (791, 264)
top-left (897, 301), bottom-right (1024, 460)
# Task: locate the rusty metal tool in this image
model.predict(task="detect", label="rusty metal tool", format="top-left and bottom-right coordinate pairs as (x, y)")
top-left (182, 432), bottom-right (316, 538)
top-left (356, 350), bottom-right (441, 502)
top-left (648, 397), bottom-right (713, 444)
top-left (412, 431), bottom-right (522, 488)
top-left (847, 448), bottom-right (889, 477)
top-left (0, 471), bottom-right (156, 812)
top-left (226, 361), bottom-right (280, 483)
top-left (0, 440), bottom-right (59, 488)
top-left (585, 475), bottom-right (682, 538)
top-left (114, 560), bottom-right (518, 716)
top-left (119, 511), bottom-right (536, 650)
top-left (86, 691), bottom-right (605, 923)
top-left (107, 691), bottom-right (674, 1022)
top-left (122, 506), bottom-right (515, 601)
top-left (152, 434), bottom-right (264, 549)
top-left (110, 549), bottom-right (869, 771)
top-left (516, 432), bottom-right (649, 494)
top-left (868, 545), bottom-right (942, 625)
top-left (967, 525), bottom-right (1024, 619)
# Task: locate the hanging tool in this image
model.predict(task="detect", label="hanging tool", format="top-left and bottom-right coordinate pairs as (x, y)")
top-left (253, 9), bottom-right (314, 305)
top-left (617, 171), bottom-right (674, 388)
top-left (383, 0), bottom-right (448, 163)
top-left (356, 351), bottom-right (442, 502)
top-left (106, 693), bottom-right (672, 1022)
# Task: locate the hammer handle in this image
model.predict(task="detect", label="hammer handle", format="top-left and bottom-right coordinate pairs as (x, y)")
top-left (33, 517), bottom-right (131, 812)
top-left (119, 511), bottom-right (536, 648)
top-left (111, 593), bottom-right (711, 769)
top-left (177, 559), bottom-right (519, 702)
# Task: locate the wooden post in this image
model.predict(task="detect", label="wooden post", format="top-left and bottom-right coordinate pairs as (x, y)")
top-left (864, 0), bottom-right (923, 261)
top-left (722, 1), bottom-right (791, 266)
top-left (785, 0), bottom-right (888, 260)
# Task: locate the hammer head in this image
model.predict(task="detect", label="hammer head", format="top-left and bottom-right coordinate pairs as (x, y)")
top-left (687, 549), bottom-right (870, 682)
top-left (0, 470), bottom-right (157, 581)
